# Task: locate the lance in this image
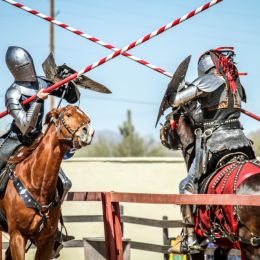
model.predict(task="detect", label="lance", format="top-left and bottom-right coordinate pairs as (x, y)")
top-left (2, 1), bottom-right (259, 122)
top-left (0, 0), bottom-right (223, 119)
top-left (3, 0), bottom-right (223, 79)
top-left (240, 108), bottom-right (260, 121)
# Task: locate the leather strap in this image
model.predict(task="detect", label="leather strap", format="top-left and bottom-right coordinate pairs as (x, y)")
top-left (239, 236), bottom-right (260, 247)
top-left (194, 128), bottom-right (202, 184)
top-left (12, 173), bottom-right (58, 214)
top-left (203, 118), bottom-right (241, 130)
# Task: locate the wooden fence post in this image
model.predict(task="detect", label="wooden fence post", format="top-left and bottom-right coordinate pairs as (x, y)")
top-left (162, 216), bottom-right (169, 260)
top-left (102, 192), bottom-right (117, 260)
top-left (0, 231), bottom-right (2, 260)
top-left (112, 202), bottom-right (123, 260)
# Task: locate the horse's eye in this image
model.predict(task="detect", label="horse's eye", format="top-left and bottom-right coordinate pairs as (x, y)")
top-left (66, 113), bottom-right (72, 118)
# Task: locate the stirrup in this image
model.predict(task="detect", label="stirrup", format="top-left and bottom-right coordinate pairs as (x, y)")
top-left (51, 230), bottom-right (75, 259)
top-left (168, 235), bottom-right (203, 255)
top-left (168, 235), bottom-right (188, 254)
top-left (51, 241), bottom-right (63, 259)
top-left (189, 243), bottom-right (204, 254)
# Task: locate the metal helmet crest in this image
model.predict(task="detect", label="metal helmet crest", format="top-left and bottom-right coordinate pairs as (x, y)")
top-left (5, 46), bottom-right (37, 82)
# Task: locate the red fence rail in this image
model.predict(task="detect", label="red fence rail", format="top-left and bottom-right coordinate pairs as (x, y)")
top-left (66, 191), bottom-right (260, 206)
top-left (1, 191), bottom-right (260, 260)
top-left (66, 191), bottom-right (260, 260)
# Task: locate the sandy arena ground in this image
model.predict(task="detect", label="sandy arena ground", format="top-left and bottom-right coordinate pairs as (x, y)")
top-left (2, 158), bottom-right (187, 260)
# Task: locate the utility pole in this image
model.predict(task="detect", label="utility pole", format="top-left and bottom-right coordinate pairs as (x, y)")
top-left (49, 0), bottom-right (55, 109)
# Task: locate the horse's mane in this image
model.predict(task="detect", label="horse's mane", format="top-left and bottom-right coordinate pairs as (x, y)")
top-left (8, 132), bottom-right (45, 164)
top-left (8, 107), bottom-right (60, 165)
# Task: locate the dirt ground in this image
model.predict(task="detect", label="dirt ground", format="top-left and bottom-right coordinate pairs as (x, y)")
top-left (3, 158), bottom-right (187, 260)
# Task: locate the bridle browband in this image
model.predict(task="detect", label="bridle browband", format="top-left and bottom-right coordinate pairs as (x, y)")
top-left (51, 106), bottom-right (89, 147)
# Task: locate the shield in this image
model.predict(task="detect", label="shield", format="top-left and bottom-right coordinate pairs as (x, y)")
top-left (155, 55), bottom-right (191, 127)
top-left (42, 53), bottom-right (111, 94)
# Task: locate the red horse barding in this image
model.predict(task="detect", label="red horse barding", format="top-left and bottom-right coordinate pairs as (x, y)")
top-left (160, 113), bottom-right (260, 259)
top-left (196, 160), bottom-right (260, 252)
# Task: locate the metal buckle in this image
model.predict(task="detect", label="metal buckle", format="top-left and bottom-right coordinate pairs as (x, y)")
top-left (203, 128), bottom-right (213, 138)
top-left (250, 236), bottom-right (259, 246)
top-left (194, 128), bottom-right (202, 136)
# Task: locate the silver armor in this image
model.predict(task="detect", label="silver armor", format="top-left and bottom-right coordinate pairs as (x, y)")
top-left (5, 84), bottom-right (42, 136)
top-left (179, 157), bottom-right (198, 194)
top-left (4, 77), bottom-right (50, 137)
top-left (171, 74), bottom-right (225, 107)
top-left (197, 53), bottom-right (215, 76)
top-left (6, 46), bottom-right (37, 82)
top-left (166, 49), bottom-right (255, 254)
top-left (206, 128), bottom-right (252, 154)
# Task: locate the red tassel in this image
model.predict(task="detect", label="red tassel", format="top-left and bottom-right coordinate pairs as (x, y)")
top-left (226, 71), bottom-right (237, 94)
top-left (170, 120), bottom-right (178, 130)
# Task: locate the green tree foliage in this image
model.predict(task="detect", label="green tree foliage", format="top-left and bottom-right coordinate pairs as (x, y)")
top-left (75, 110), bottom-right (169, 157)
top-left (114, 110), bottom-right (145, 156)
top-left (248, 129), bottom-right (260, 156)
top-left (75, 135), bottom-right (113, 157)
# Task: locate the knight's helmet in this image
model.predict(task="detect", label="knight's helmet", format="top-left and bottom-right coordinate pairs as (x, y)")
top-left (197, 47), bottom-right (236, 77)
top-left (5, 46), bottom-right (37, 82)
top-left (197, 52), bottom-right (215, 77)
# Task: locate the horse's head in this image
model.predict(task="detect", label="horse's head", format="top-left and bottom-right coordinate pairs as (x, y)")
top-left (160, 103), bottom-right (198, 167)
top-left (45, 105), bottom-right (94, 149)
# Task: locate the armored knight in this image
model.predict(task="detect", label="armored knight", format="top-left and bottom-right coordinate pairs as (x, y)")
top-left (0, 46), bottom-right (82, 257)
top-left (0, 46), bottom-right (80, 193)
top-left (161, 48), bottom-right (255, 254)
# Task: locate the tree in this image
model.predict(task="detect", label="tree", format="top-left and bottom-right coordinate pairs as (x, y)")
top-left (113, 110), bottom-right (145, 156)
top-left (248, 130), bottom-right (260, 156)
top-left (75, 109), bottom-right (169, 157)
top-left (75, 135), bottom-right (114, 157)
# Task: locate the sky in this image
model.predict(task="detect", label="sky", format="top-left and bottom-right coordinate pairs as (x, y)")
top-left (0, 0), bottom-right (259, 139)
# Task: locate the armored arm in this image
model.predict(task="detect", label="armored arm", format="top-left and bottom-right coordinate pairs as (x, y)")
top-left (170, 74), bottom-right (225, 107)
top-left (37, 76), bottom-right (80, 104)
top-left (171, 84), bottom-right (203, 107)
top-left (5, 87), bottom-right (43, 135)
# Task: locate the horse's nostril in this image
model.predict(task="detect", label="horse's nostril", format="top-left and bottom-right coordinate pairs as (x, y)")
top-left (82, 127), bottom-right (88, 134)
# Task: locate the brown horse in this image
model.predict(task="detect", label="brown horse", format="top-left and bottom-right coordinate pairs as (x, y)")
top-left (162, 107), bottom-right (260, 260)
top-left (0, 105), bottom-right (94, 260)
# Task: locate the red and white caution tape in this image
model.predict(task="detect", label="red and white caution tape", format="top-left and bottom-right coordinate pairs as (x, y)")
top-left (3, 0), bottom-right (172, 78)
top-left (3, 0), bottom-right (222, 79)
top-left (0, 0), bottom-right (223, 118)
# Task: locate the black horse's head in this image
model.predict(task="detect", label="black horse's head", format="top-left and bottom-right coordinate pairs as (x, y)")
top-left (160, 101), bottom-right (199, 168)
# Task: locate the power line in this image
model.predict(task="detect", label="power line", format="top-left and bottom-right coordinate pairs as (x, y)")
top-left (0, 94), bottom-right (159, 106)
top-left (80, 95), bottom-right (159, 106)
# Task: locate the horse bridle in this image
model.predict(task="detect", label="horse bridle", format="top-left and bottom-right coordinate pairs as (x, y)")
top-left (52, 107), bottom-right (90, 147)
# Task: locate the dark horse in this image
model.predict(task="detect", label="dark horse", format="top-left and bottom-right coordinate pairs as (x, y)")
top-left (162, 107), bottom-right (260, 260)
top-left (0, 105), bottom-right (94, 260)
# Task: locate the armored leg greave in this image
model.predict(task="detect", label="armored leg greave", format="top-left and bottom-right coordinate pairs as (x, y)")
top-left (58, 168), bottom-right (72, 203)
top-left (181, 204), bottom-right (197, 243)
top-left (179, 157), bottom-right (198, 195)
top-left (178, 158), bottom-right (200, 251)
